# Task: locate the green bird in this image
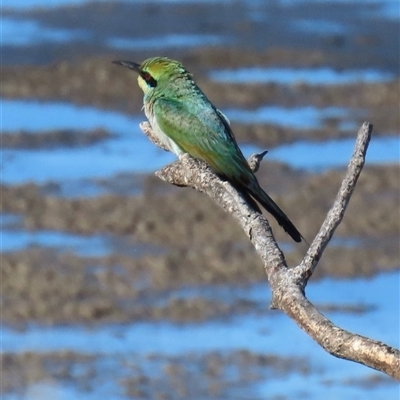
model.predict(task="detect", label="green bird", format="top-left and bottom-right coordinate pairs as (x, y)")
top-left (112, 57), bottom-right (302, 242)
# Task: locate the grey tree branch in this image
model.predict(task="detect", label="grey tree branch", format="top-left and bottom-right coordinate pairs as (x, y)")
top-left (295, 122), bottom-right (373, 286)
top-left (139, 121), bottom-right (400, 380)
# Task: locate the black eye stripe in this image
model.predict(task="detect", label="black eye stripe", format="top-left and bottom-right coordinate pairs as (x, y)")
top-left (141, 71), bottom-right (157, 88)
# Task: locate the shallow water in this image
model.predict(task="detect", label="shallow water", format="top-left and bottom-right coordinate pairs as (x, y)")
top-left (108, 34), bottom-right (226, 50)
top-left (7, 137), bottom-right (397, 183)
top-left (2, 17), bottom-right (90, 46)
top-left (3, 272), bottom-right (399, 360)
top-left (210, 67), bottom-right (396, 85)
top-left (3, 0), bottom-right (399, 12)
top-left (2, 272), bottom-right (399, 399)
top-left (3, 99), bottom-right (398, 185)
top-left (2, 17), bottom-right (226, 49)
top-left (268, 136), bottom-right (400, 171)
top-left (2, 99), bottom-right (140, 132)
top-left (1, 229), bottom-right (164, 257)
top-left (1, 2), bottom-right (399, 398)
top-left (226, 105), bottom-right (356, 127)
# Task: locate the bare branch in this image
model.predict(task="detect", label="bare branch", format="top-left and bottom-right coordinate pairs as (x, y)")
top-left (139, 121), bottom-right (400, 380)
top-left (248, 150), bottom-right (269, 173)
top-left (279, 269), bottom-right (400, 380)
top-left (295, 122), bottom-right (373, 286)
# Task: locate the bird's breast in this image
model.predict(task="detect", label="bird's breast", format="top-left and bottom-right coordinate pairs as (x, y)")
top-left (144, 102), bottom-right (184, 157)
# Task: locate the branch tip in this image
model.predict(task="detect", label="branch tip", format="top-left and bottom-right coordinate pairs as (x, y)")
top-left (248, 150), bottom-right (269, 172)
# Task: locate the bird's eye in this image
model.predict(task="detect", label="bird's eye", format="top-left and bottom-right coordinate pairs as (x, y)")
top-left (141, 72), bottom-right (157, 88)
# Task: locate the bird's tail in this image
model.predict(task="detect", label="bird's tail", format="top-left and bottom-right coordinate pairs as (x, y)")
top-left (247, 182), bottom-right (302, 243)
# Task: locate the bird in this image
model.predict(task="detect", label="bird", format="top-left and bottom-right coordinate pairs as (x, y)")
top-left (112, 57), bottom-right (303, 242)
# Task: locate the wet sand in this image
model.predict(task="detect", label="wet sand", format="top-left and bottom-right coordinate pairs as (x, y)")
top-left (1, 1), bottom-right (399, 398)
top-left (2, 163), bottom-right (399, 325)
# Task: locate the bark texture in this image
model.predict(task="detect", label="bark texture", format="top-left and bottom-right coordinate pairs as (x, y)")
top-left (140, 121), bottom-right (400, 380)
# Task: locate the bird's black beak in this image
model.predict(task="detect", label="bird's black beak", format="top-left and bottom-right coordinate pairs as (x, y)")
top-left (112, 60), bottom-right (141, 72)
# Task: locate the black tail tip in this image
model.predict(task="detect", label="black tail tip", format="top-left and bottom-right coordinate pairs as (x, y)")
top-left (292, 232), bottom-right (302, 243)
top-left (283, 226), bottom-right (302, 243)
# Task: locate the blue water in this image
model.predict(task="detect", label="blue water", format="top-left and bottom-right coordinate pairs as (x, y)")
top-left (226, 105), bottom-right (355, 127)
top-left (1, 228), bottom-right (163, 257)
top-left (278, 0), bottom-right (400, 20)
top-left (2, 0), bottom-right (87, 8)
top-left (108, 34), bottom-right (226, 50)
top-left (0, 211), bottom-right (164, 256)
top-left (2, 230), bottom-right (108, 256)
top-left (1, 99), bottom-right (174, 182)
top-left (0, 212), bottom-right (163, 256)
top-left (292, 19), bottom-right (347, 34)
top-left (1, 0), bottom-right (231, 8)
top-left (1, 17), bottom-right (225, 49)
top-left (2, 99), bottom-right (140, 132)
top-left (2, 100), bottom-right (398, 184)
top-left (5, 272), bottom-right (398, 355)
top-left (1, 144), bottom-right (172, 183)
top-left (3, 0), bottom-right (399, 11)
top-left (268, 136), bottom-right (400, 171)
top-left (2, 230), bottom-right (105, 256)
top-left (1, 2), bottom-right (398, 399)
top-left (2, 17), bottom-right (90, 46)
top-left (2, 0), bottom-right (397, 26)
top-left (1, 213), bottom-right (23, 228)
top-left (210, 67), bottom-right (396, 85)
top-left (2, 272), bottom-right (399, 399)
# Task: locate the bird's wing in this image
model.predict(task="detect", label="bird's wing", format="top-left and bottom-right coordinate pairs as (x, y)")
top-left (154, 98), bottom-right (302, 242)
top-left (153, 98), bottom-right (253, 185)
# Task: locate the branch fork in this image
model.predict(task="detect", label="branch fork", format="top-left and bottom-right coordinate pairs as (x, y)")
top-left (139, 120), bottom-right (399, 380)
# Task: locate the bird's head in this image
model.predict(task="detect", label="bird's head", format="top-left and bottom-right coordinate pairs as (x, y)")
top-left (112, 57), bottom-right (189, 95)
